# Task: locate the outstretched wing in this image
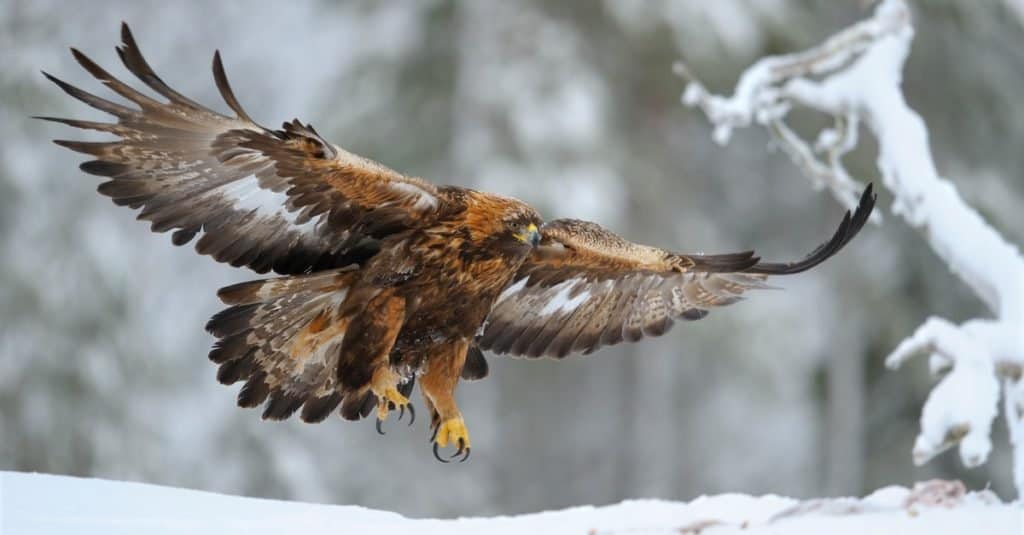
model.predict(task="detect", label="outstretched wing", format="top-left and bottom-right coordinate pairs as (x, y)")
top-left (479, 185), bottom-right (876, 359)
top-left (39, 23), bottom-right (442, 275)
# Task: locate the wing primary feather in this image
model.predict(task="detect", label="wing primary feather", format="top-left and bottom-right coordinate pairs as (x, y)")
top-left (171, 226), bottom-right (200, 246)
top-left (40, 71), bottom-right (138, 118)
top-left (81, 160), bottom-right (131, 178)
top-left (52, 139), bottom-right (117, 156)
top-left (680, 308), bottom-right (709, 321)
top-left (688, 250), bottom-right (759, 272)
top-left (745, 184), bottom-right (875, 275)
top-left (33, 116), bottom-right (122, 134)
top-left (69, 47), bottom-right (162, 109)
top-left (212, 50), bottom-right (257, 124)
top-left (116, 22), bottom-right (209, 110)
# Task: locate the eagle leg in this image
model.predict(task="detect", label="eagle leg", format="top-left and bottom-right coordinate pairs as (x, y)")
top-left (420, 338), bottom-right (471, 463)
top-left (337, 291), bottom-right (411, 434)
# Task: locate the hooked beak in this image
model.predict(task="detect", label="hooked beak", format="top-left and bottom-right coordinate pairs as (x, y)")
top-left (515, 223), bottom-right (541, 246)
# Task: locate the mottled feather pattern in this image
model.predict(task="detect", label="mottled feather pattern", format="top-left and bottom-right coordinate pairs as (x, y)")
top-left (206, 268), bottom-right (370, 423)
top-left (217, 265), bottom-right (358, 305)
top-left (40, 23), bottom-right (439, 275)
top-left (480, 186), bottom-right (875, 359)
top-left (479, 250), bottom-right (769, 359)
top-left (537, 220), bottom-right (674, 269)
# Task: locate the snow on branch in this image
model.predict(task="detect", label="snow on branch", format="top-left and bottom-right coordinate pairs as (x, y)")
top-left (678, 0), bottom-right (1024, 497)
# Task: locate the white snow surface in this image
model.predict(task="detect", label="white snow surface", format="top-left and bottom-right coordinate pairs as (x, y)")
top-left (1, 472), bottom-right (1019, 535)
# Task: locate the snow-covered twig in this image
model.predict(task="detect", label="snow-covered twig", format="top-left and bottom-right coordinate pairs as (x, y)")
top-left (679, 0), bottom-right (1024, 497)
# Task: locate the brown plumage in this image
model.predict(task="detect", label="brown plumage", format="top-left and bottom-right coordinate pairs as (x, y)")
top-left (41, 24), bottom-right (876, 462)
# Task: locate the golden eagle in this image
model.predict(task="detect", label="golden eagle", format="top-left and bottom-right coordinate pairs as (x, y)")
top-left (40, 24), bottom-right (875, 462)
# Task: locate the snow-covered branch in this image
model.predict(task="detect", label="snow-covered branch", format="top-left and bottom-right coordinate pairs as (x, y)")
top-left (678, 0), bottom-right (1024, 497)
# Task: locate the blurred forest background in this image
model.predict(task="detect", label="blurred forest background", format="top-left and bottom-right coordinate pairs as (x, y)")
top-left (3, 0), bottom-right (1024, 517)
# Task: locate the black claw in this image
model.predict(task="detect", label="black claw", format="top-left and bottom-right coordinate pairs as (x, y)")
top-left (406, 404), bottom-right (416, 426)
top-left (398, 405), bottom-right (405, 422)
top-left (429, 423), bottom-right (439, 443)
top-left (375, 418), bottom-right (385, 435)
top-left (387, 401), bottom-right (396, 411)
top-left (433, 442), bottom-right (450, 463)
top-left (459, 448), bottom-right (471, 463)
top-left (450, 438), bottom-right (465, 459)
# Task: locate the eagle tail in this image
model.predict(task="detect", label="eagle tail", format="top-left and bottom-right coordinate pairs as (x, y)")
top-left (205, 266), bottom-right (379, 423)
top-left (215, 266), bottom-right (358, 305)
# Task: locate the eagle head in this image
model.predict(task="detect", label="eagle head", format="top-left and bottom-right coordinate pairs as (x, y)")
top-left (463, 192), bottom-right (543, 256)
top-left (501, 203), bottom-right (543, 250)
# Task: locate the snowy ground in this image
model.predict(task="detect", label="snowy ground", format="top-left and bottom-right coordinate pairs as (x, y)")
top-left (1, 472), bottom-right (1018, 534)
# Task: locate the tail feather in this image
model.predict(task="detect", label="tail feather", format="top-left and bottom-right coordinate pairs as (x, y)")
top-left (460, 345), bottom-right (489, 381)
top-left (300, 392), bottom-right (344, 424)
top-left (204, 268), bottom-right (372, 423)
top-left (339, 391), bottom-right (376, 421)
top-left (217, 265), bottom-right (356, 305)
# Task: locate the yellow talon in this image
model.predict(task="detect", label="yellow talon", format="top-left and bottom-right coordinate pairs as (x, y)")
top-left (376, 386), bottom-right (410, 420)
top-left (435, 417), bottom-right (471, 449)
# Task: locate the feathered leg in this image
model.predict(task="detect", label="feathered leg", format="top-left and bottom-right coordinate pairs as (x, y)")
top-left (420, 338), bottom-right (471, 462)
top-left (336, 290), bottom-right (411, 431)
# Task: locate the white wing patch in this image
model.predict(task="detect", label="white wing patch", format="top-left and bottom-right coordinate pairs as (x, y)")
top-left (495, 277), bottom-right (529, 305)
top-left (222, 174), bottom-right (321, 236)
top-left (389, 181), bottom-right (439, 211)
top-left (230, 175), bottom-right (287, 216)
top-left (539, 279), bottom-right (591, 317)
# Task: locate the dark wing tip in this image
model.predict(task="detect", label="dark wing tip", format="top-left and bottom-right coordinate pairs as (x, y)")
top-left (40, 61), bottom-right (138, 118)
top-left (68, 47), bottom-right (95, 69)
top-left (688, 250), bottom-right (760, 272)
top-left (212, 50), bottom-right (256, 123)
top-left (39, 71), bottom-right (71, 93)
top-left (746, 183), bottom-right (876, 276)
top-left (68, 46), bottom-right (116, 86)
top-left (40, 70), bottom-right (63, 86)
top-left (113, 22), bottom-right (209, 111)
top-left (680, 308), bottom-right (709, 321)
top-left (80, 159), bottom-right (129, 177)
top-left (116, 22), bottom-right (141, 66)
top-left (120, 21), bottom-right (134, 42)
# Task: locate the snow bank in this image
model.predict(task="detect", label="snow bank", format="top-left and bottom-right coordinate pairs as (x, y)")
top-left (1, 472), bottom-right (1018, 534)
